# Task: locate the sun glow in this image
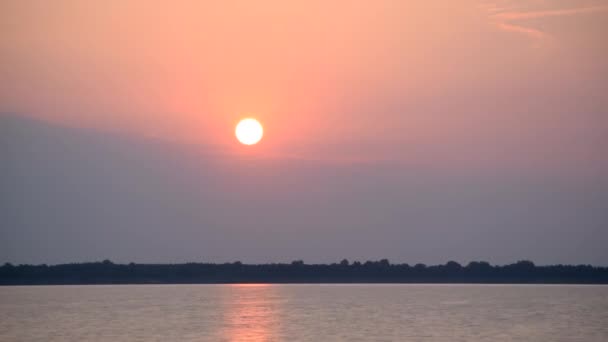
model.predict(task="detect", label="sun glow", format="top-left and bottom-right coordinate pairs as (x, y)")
top-left (235, 118), bottom-right (264, 145)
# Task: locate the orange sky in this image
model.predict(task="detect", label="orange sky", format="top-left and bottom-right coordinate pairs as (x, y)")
top-left (1, 1), bottom-right (608, 265)
top-left (1, 0), bottom-right (607, 164)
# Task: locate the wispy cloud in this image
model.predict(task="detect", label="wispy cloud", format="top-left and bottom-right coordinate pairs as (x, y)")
top-left (485, 1), bottom-right (608, 39)
top-left (496, 22), bottom-right (546, 39)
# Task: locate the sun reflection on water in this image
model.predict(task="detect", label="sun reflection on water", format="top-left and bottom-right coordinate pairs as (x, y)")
top-left (221, 284), bottom-right (283, 341)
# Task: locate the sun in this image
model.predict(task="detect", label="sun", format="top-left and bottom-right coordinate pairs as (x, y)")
top-left (235, 118), bottom-right (264, 145)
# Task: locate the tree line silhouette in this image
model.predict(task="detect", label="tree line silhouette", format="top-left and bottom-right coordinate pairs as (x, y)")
top-left (1, 260), bottom-right (607, 285)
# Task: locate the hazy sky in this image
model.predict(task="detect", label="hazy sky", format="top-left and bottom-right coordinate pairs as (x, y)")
top-left (1, 1), bottom-right (607, 265)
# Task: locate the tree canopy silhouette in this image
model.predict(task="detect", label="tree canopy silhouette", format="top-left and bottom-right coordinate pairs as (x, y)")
top-left (1, 260), bottom-right (607, 285)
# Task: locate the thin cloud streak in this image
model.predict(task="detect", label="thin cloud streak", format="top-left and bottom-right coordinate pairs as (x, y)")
top-left (496, 22), bottom-right (546, 39)
top-left (487, 3), bottom-right (608, 39)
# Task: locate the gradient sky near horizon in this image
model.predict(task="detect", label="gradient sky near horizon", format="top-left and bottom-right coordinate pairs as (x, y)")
top-left (1, 1), bottom-right (607, 265)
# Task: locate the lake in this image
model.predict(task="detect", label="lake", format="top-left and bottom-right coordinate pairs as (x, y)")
top-left (1, 284), bottom-right (607, 341)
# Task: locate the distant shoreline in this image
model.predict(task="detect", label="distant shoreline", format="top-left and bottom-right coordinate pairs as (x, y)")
top-left (2, 260), bottom-right (608, 285)
top-left (3, 282), bottom-right (608, 286)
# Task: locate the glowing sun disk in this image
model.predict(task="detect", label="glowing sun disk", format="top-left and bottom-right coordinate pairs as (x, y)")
top-left (235, 118), bottom-right (263, 145)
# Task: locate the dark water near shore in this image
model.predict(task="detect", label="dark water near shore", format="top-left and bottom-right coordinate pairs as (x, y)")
top-left (1, 284), bottom-right (607, 341)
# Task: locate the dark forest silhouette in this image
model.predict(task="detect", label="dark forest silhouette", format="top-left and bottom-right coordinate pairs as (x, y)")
top-left (1, 260), bottom-right (607, 285)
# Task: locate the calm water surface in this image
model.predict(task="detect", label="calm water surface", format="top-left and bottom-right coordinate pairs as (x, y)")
top-left (1, 284), bottom-right (607, 341)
